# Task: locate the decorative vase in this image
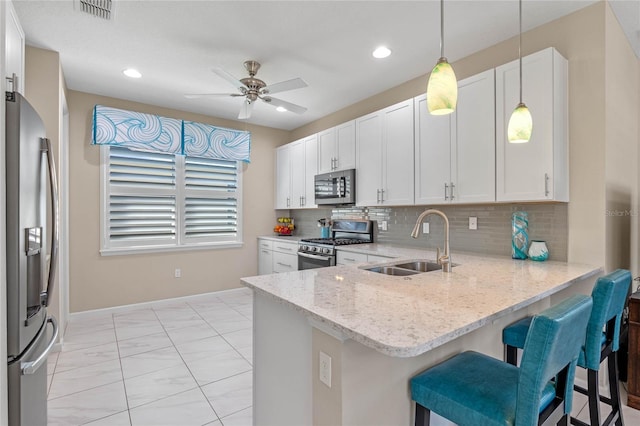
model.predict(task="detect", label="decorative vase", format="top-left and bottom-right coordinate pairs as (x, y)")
top-left (511, 211), bottom-right (529, 260)
top-left (528, 240), bottom-right (549, 261)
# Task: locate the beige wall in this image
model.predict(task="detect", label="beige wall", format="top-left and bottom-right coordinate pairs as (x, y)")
top-left (67, 91), bottom-right (288, 312)
top-left (24, 46), bottom-right (67, 321)
top-left (604, 3), bottom-right (639, 273)
top-left (292, 2), bottom-right (615, 271)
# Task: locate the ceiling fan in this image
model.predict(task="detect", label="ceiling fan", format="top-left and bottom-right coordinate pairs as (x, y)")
top-left (185, 60), bottom-right (308, 120)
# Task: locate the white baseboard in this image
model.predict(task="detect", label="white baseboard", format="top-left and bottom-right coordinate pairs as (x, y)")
top-left (68, 287), bottom-right (250, 322)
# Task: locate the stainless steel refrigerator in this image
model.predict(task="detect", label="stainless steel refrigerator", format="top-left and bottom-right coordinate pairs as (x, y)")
top-left (6, 91), bottom-right (59, 426)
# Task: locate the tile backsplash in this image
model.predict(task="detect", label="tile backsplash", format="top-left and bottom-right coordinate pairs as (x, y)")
top-left (290, 203), bottom-right (568, 261)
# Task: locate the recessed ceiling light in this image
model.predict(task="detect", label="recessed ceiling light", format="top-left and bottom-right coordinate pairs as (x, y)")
top-left (276, 106), bottom-right (287, 112)
top-left (123, 68), bottom-right (142, 78)
top-left (372, 46), bottom-right (391, 59)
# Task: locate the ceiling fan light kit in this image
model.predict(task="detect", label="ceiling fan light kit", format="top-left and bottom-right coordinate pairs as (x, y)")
top-left (185, 60), bottom-right (308, 120)
top-left (427, 0), bottom-right (457, 116)
top-left (508, 0), bottom-right (532, 143)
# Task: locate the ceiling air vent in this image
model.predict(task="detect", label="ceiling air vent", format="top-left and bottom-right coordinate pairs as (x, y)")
top-left (78, 0), bottom-right (113, 20)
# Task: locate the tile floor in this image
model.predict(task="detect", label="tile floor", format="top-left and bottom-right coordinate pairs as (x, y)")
top-left (46, 288), bottom-right (253, 426)
top-left (47, 286), bottom-right (640, 426)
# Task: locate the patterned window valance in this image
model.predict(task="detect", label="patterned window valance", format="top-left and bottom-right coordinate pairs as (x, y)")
top-left (92, 105), bottom-right (251, 163)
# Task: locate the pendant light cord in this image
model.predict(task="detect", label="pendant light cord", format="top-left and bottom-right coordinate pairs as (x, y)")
top-left (440, 0), bottom-right (445, 58)
top-left (518, 0), bottom-right (523, 104)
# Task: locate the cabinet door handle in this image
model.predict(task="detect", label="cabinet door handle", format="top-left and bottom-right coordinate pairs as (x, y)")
top-left (262, 250), bottom-right (270, 254)
top-left (380, 189), bottom-right (385, 203)
top-left (376, 189), bottom-right (381, 203)
top-left (334, 157), bottom-right (338, 170)
top-left (286, 197), bottom-right (290, 207)
top-left (450, 182), bottom-right (455, 200)
top-left (444, 183), bottom-right (449, 200)
top-left (544, 173), bottom-right (550, 197)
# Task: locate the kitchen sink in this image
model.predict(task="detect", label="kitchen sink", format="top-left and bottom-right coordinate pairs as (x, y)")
top-left (364, 259), bottom-right (456, 276)
top-left (365, 266), bottom-right (419, 276)
top-left (393, 261), bottom-right (443, 272)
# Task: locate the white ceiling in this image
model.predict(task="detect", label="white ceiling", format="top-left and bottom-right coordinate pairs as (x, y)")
top-left (13, 0), bottom-right (636, 131)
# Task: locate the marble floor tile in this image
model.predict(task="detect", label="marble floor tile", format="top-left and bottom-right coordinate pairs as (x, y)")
top-left (64, 316), bottom-right (115, 338)
top-left (124, 363), bottom-right (198, 408)
top-left (159, 316), bottom-right (210, 332)
top-left (219, 406), bottom-right (252, 426)
top-left (164, 321), bottom-right (219, 345)
top-left (115, 322), bottom-right (166, 341)
top-left (175, 335), bottom-right (235, 364)
top-left (83, 410), bottom-right (132, 425)
top-left (201, 371), bottom-right (252, 419)
top-left (129, 388), bottom-right (218, 426)
top-left (185, 349), bottom-right (252, 386)
top-left (48, 359), bottom-right (123, 399)
top-left (209, 318), bottom-right (252, 335)
top-left (61, 328), bottom-right (117, 353)
top-left (113, 308), bottom-right (158, 322)
top-left (221, 328), bottom-right (252, 351)
top-left (117, 331), bottom-right (173, 358)
top-left (120, 346), bottom-right (184, 379)
top-left (237, 347), bottom-right (253, 365)
top-left (55, 341), bottom-right (120, 373)
top-left (47, 381), bottom-right (128, 426)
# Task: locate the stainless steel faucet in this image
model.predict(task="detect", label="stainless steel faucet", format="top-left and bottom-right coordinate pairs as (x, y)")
top-left (411, 209), bottom-right (452, 272)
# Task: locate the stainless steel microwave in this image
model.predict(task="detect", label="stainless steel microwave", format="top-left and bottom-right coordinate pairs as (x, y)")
top-left (314, 169), bottom-right (356, 206)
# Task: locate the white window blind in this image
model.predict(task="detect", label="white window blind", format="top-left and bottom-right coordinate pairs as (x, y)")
top-left (101, 146), bottom-right (243, 254)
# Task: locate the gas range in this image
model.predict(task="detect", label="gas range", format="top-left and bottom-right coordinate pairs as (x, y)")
top-left (297, 219), bottom-right (374, 268)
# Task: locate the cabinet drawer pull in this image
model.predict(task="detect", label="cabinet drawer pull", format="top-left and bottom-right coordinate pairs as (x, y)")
top-left (276, 246), bottom-right (293, 251)
top-left (262, 250), bottom-right (270, 254)
top-left (344, 257), bottom-right (356, 262)
top-left (277, 262), bottom-right (292, 268)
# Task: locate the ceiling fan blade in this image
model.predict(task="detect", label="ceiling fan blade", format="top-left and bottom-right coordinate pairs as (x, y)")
top-left (238, 100), bottom-right (255, 120)
top-left (264, 97), bottom-right (307, 114)
top-left (262, 78), bottom-right (308, 95)
top-left (212, 67), bottom-right (247, 91)
top-left (184, 93), bottom-right (242, 99)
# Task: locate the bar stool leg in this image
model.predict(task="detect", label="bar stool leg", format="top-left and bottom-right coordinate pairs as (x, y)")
top-left (415, 403), bottom-right (430, 426)
top-left (607, 352), bottom-right (624, 426)
top-left (587, 369), bottom-right (602, 426)
top-left (506, 344), bottom-right (518, 365)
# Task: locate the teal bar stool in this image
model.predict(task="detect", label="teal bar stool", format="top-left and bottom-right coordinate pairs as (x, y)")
top-left (411, 295), bottom-right (593, 426)
top-left (503, 269), bottom-right (631, 426)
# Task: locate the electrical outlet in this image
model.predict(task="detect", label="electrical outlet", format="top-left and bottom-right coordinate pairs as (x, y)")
top-left (423, 223), bottom-right (429, 234)
top-left (319, 351), bottom-right (332, 388)
top-left (469, 217), bottom-right (478, 230)
top-left (174, 268), bottom-right (181, 278)
top-left (381, 220), bottom-right (388, 231)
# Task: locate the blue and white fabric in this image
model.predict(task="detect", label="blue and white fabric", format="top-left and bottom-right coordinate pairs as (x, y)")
top-left (92, 105), bottom-right (252, 162)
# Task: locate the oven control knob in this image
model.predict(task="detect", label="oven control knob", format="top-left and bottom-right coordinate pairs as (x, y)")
top-left (322, 248), bottom-right (330, 254)
top-left (301, 245), bottom-right (308, 251)
top-left (309, 246), bottom-right (315, 252)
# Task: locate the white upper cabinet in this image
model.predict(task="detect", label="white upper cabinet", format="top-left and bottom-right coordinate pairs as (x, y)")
top-left (275, 145), bottom-right (292, 209)
top-left (5, 1), bottom-right (25, 93)
top-left (275, 134), bottom-right (318, 209)
top-left (356, 99), bottom-right (414, 207)
top-left (415, 69), bottom-right (496, 204)
top-left (318, 120), bottom-right (356, 173)
top-left (495, 47), bottom-right (568, 202)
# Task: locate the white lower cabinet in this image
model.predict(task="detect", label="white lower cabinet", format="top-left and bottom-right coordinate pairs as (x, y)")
top-left (258, 239), bottom-right (273, 275)
top-left (258, 239), bottom-right (298, 274)
top-left (336, 251), bottom-right (368, 266)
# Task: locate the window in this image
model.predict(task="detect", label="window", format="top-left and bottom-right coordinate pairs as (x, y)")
top-left (100, 146), bottom-right (242, 254)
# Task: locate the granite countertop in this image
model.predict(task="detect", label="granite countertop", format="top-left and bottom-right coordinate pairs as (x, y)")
top-left (242, 247), bottom-right (602, 358)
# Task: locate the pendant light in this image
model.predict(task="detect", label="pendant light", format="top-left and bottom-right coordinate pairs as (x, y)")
top-left (507, 0), bottom-right (532, 143)
top-left (426, 0), bottom-right (457, 115)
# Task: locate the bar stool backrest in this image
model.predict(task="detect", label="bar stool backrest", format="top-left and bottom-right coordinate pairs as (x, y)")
top-left (516, 295), bottom-right (593, 425)
top-left (581, 269), bottom-right (632, 370)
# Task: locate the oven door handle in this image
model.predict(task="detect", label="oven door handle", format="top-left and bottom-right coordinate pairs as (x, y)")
top-left (298, 252), bottom-right (332, 261)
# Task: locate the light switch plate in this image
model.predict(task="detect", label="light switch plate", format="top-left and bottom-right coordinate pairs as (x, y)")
top-left (423, 223), bottom-right (429, 234)
top-left (469, 217), bottom-right (478, 230)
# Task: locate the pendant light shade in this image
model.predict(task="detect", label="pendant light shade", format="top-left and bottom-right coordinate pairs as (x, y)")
top-left (427, 0), bottom-right (457, 115)
top-left (427, 58), bottom-right (458, 115)
top-left (508, 0), bottom-right (532, 143)
top-left (507, 103), bottom-right (532, 143)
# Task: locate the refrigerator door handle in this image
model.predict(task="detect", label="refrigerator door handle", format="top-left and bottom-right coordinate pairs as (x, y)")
top-left (41, 138), bottom-right (59, 307)
top-left (21, 316), bottom-right (58, 375)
